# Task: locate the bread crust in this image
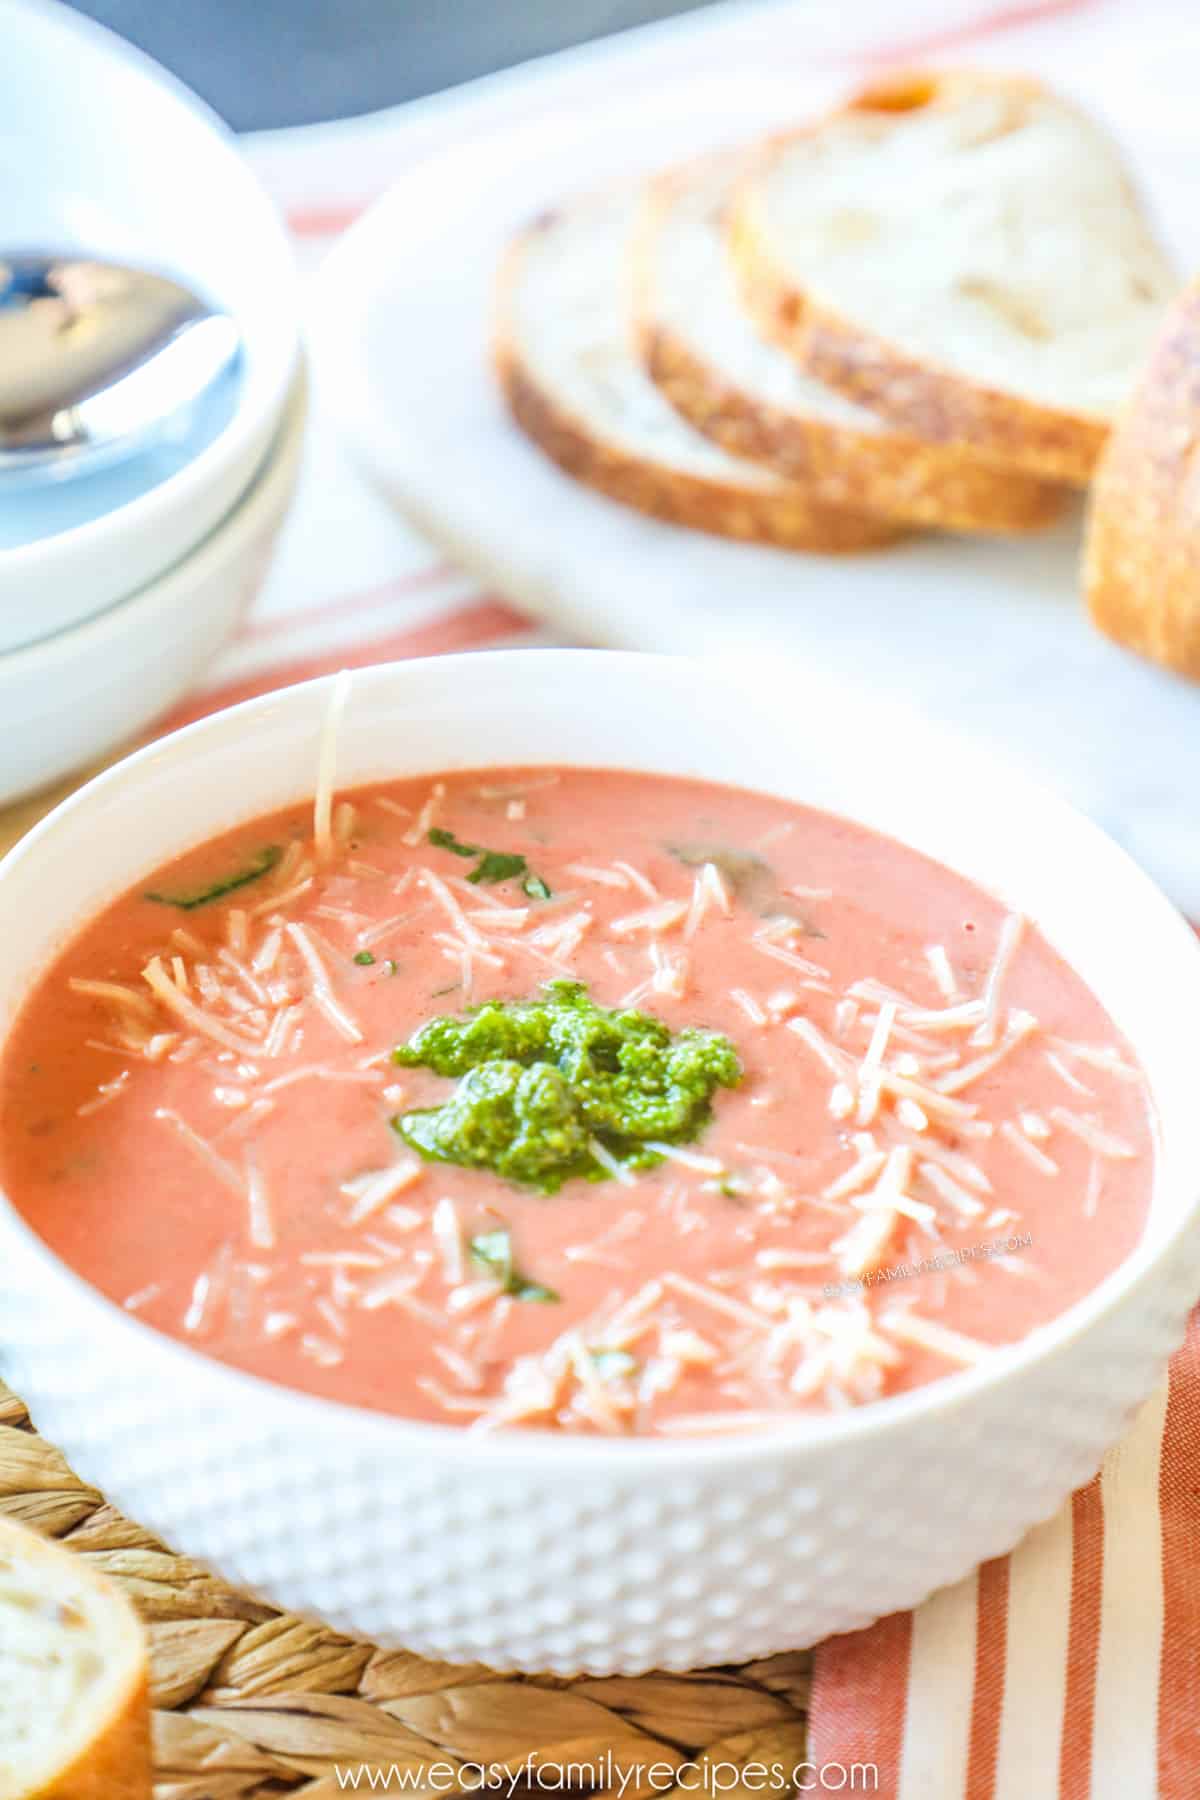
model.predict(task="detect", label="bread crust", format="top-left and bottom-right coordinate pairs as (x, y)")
top-left (635, 166), bottom-right (1070, 535)
top-left (729, 70), bottom-right (1133, 488)
top-left (1083, 282), bottom-right (1200, 677)
top-left (494, 216), bottom-right (904, 555)
top-left (0, 1516), bottom-right (151, 1800)
top-left (31, 1672), bottom-right (152, 1800)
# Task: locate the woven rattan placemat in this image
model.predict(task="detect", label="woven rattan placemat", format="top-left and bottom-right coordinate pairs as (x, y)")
top-left (0, 1378), bottom-right (810, 1793)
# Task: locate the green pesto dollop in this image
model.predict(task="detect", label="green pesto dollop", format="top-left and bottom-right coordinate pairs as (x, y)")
top-left (391, 980), bottom-right (741, 1193)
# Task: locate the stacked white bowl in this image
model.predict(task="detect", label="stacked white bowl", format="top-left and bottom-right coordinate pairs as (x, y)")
top-left (0, 0), bottom-right (305, 806)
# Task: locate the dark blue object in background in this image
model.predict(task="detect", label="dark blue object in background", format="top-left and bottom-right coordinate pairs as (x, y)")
top-left (65, 0), bottom-right (718, 129)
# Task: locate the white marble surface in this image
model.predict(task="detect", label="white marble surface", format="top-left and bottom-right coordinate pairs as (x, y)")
top-left (310, 5), bottom-right (1200, 916)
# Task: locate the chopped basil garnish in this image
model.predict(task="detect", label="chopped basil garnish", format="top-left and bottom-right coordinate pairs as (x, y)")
top-left (668, 841), bottom-right (821, 932)
top-left (467, 850), bottom-right (527, 886)
top-left (468, 1227), bottom-right (559, 1302)
top-left (145, 844), bottom-right (282, 911)
top-left (428, 827), bottom-right (479, 859)
top-left (383, 959), bottom-right (399, 976)
top-left (353, 950), bottom-right (375, 966)
top-left (668, 843), bottom-right (774, 899)
top-left (427, 827), bottom-right (548, 894)
top-left (509, 1280), bottom-right (559, 1304)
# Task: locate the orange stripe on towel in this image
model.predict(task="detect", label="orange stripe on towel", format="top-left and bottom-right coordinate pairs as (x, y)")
top-left (1058, 1478), bottom-right (1104, 1800)
top-left (158, 597), bottom-right (535, 733)
top-left (828, 0), bottom-right (1101, 67)
top-left (236, 563), bottom-right (457, 644)
top-left (965, 1557), bottom-right (1009, 1800)
top-left (1157, 1308), bottom-right (1200, 1793)
top-left (809, 1609), bottom-right (912, 1800)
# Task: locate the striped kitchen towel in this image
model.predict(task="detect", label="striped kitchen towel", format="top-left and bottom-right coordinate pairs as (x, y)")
top-left (809, 1315), bottom-right (1200, 1796)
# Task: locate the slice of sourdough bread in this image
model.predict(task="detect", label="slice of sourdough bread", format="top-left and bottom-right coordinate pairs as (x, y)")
top-left (0, 1515), bottom-right (151, 1800)
top-left (732, 71), bottom-right (1177, 485)
top-left (1084, 282), bottom-right (1200, 677)
top-left (494, 188), bottom-right (904, 553)
top-left (636, 153), bottom-right (1069, 533)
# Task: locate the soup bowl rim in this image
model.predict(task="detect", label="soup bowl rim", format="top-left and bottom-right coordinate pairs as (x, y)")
top-left (1, 647), bottom-right (1197, 1471)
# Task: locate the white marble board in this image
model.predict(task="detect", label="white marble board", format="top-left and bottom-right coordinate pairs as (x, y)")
top-left (311, 61), bottom-right (1200, 914)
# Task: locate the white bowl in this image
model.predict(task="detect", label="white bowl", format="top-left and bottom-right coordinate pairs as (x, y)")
top-left (1, 651), bottom-right (1198, 1675)
top-left (0, 360), bottom-right (306, 807)
top-left (0, 0), bottom-right (299, 652)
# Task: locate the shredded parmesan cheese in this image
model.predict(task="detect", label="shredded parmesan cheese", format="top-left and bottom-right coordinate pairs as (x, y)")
top-left (856, 1000), bottom-right (896, 1125)
top-left (786, 1016), bottom-right (853, 1079)
top-left (155, 1108), bottom-right (244, 1195)
top-left (1049, 1038), bottom-right (1141, 1082)
top-left (924, 945), bottom-right (960, 1000)
top-left (832, 1205), bottom-right (897, 1279)
top-left (917, 1160), bottom-right (985, 1219)
top-left (342, 1159), bottom-right (424, 1225)
top-left (588, 1138), bottom-right (636, 1185)
top-left (69, 978), bottom-right (155, 1020)
top-left (284, 923), bottom-right (363, 1044)
top-left (612, 861), bottom-right (658, 899)
top-left (1048, 1107), bottom-right (1136, 1160)
top-left (683, 862), bottom-right (733, 941)
top-left (245, 1148), bottom-right (275, 1249)
top-left (881, 1308), bottom-right (989, 1366)
top-left (823, 1149), bottom-right (888, 1203)
top-left (730, 988), bottom-right (767, 1026)
top-left (1000, 1120), bottom-right (1058, 1175)
top-left (935, 1010), bottom-right (1038, 1095)
top-left (313, 669), bottom-right (352, 862)
top-left (403, 783), bottom-right (446, 848)
top-left (610, 899), bottom-right (689, 938)
top-left (431, 1197), bottom-right (465, 1283)
top-left (565, 863), bottom-right (629, 888)
top-left (142, 957), bottom-right (262, 1055)
top-left (972, 914), bottom-right (1025, 1048)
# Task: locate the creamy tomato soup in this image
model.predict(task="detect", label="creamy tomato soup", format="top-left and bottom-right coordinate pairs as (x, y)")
top-left (0, 766), bottom-right (1154, 1435)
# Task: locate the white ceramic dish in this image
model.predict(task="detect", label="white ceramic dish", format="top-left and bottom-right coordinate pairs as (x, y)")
top-left (0, 360), bottom-right (306, 808)
top-left (0, 0), bottom-right (299, 652)
top-left (0, 650), bottom-right (1198, 1674)
top-left (310, 67), bottom-right (1200, 920)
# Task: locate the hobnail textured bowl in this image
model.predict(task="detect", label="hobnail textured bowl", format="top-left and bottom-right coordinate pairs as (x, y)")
top-left (1, 653), bottom-right (1198, 1673)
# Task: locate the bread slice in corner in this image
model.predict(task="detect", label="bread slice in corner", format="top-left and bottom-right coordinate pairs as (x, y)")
top-left (493, 187), bottom-right (905, 554)
top-left (1084, 281), bottom-right (1200, 677)
top-left (636, 151), bottom-right (1070, 534)
top-left (0, 1514), bottom-right (151, 1800)
top-left (731, 70), bottom-right (1177, 486)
